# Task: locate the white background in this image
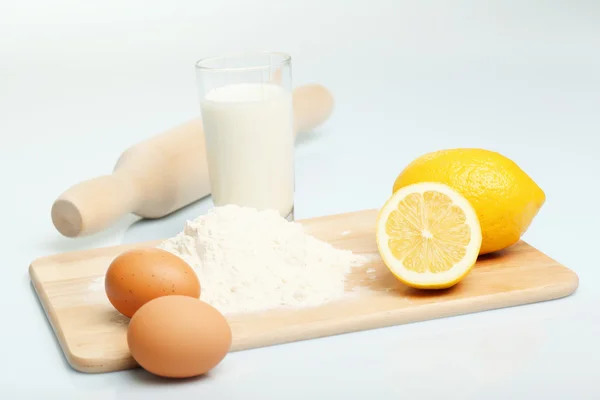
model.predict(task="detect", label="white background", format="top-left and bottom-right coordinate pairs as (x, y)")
top-left (2, 1), bottom-right (599, 398)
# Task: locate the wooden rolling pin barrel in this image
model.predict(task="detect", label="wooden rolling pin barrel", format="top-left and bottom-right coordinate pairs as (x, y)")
top-left (51, 84), bottom-right (334, 238)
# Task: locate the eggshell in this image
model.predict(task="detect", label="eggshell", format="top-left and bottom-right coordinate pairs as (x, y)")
top-left (105, 248), bottom-right (200, 318)
top-left (127, 295), bottom-right (232, 378)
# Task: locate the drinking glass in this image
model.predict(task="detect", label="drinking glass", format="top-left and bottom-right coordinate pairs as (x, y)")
top-left (195, 52), bottom-right (295, 220)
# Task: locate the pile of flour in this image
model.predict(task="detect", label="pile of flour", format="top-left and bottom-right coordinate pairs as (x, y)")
top-left (157, 205), bottom-right (367, 315)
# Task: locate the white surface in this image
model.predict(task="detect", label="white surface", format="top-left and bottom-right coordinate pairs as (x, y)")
top-left (1, 1), bottom-right (599, 398)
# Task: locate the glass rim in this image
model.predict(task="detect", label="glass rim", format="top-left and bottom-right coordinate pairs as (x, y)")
top-left (195, 51), bottom-right (291, 72)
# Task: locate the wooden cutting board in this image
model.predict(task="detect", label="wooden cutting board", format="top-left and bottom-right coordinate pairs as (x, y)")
top-left (29, 209), bottom-right (579, 374)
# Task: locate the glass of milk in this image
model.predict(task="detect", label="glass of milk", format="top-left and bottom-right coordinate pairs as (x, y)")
top-left (195, 52), bottom-right (295, 220)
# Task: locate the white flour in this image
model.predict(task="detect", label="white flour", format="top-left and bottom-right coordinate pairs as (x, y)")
top-left (157, 205), bottom-right (367, 315)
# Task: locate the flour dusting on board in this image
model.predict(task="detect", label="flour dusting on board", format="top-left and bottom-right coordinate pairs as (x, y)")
top-left (158, 205), bottom-right (368, 315)
top-left (83, 276), bottom-right (105, 303)
top-left (88, 276), bottom-right (104, 291)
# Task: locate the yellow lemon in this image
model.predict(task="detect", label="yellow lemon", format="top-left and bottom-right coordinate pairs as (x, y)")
top-left (376, 182), bottom-right (482, 289)
top-left (392, 148), bottom-right (545, 255)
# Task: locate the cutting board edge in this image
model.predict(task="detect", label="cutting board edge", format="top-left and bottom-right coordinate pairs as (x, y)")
top-left (29, 263), bottom-right (79, 371)
top-left (229, 269), bottom-right (579, 351)
top-left (45, 263), bottom-right (578, 374)
top-left (29, 261), bottom-right (137, 374)
top-left (29, 241), bottom-right (162, 269)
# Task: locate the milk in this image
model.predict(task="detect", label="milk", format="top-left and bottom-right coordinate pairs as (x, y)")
top-left (200, 83), bottom-right (295, 218)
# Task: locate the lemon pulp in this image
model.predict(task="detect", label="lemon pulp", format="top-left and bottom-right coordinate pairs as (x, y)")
top-left (377, 182), bottom-right (482, 289)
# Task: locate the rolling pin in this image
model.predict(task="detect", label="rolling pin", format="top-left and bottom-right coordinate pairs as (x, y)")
top-left (52, 84), bottom-right (334, 238)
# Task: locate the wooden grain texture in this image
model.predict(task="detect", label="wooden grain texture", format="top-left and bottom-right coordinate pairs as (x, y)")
top-left (29, 209), bottom-right (579, 374)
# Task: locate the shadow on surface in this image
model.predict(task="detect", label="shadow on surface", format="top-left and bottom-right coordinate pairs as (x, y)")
top-left (42, 213), bottom-right (140, 254)
top-left (121, 196), bottom-right (215, 244)
top-left (477, 249), bottom-right (510, 262)
top-left (403, 284), bottom-right (461, 299)
top-left (126, 365), bottom-right (216, 385)
top-left (296, 129), bottom-right (323, 147)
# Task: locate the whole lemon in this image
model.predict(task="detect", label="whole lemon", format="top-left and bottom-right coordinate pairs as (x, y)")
top-left (392, 148), bottom-right (546, 255)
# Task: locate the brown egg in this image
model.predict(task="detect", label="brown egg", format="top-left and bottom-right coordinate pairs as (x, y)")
top-left (105, 248), bottom-right (200, 318)
top-left (127, 295), bottom-right (232, 378)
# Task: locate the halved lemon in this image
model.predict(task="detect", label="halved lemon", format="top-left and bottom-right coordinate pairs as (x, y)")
top-left (376, 182), bottom-right (482, 289)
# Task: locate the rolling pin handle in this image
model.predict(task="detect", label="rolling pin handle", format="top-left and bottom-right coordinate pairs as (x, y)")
top-left (51, 174), bottom-right (139, 238)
